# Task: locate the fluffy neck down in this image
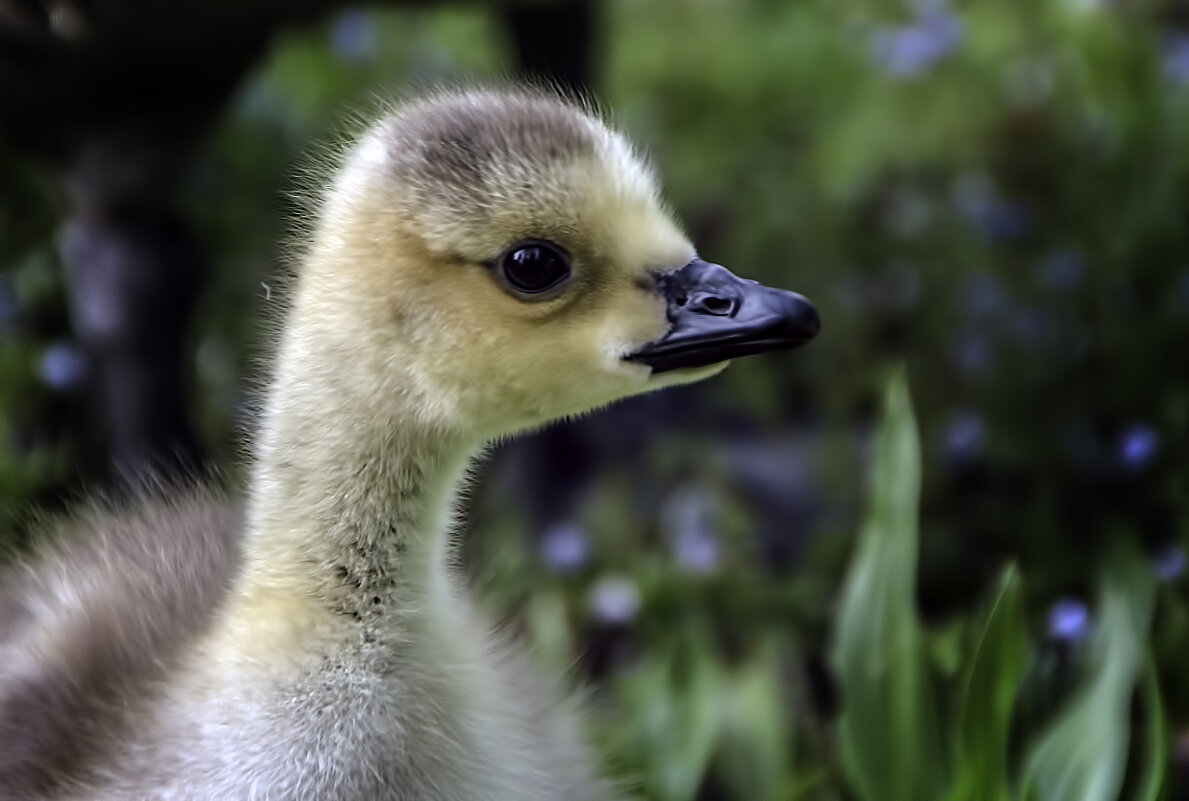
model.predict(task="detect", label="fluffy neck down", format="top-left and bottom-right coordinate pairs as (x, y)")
top-left (229, 281), bottom-right (477, 661)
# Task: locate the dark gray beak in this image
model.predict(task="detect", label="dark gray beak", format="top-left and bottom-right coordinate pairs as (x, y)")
top-left (626, 258), bottom-right (820, 374)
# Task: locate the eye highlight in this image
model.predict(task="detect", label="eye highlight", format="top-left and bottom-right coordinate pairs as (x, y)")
top-left (496, 240), bottom-right (571, 296)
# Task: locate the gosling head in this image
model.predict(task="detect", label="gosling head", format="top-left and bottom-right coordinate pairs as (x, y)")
top-left (300, 88), bottom-right (819, 439)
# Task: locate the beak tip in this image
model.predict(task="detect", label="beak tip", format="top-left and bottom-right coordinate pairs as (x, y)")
top-left (804, 304), bottom-right (822, 340)
top-left (782, 292), bottom-right (821, 344)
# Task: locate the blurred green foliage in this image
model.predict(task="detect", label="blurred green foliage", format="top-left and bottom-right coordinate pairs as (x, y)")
top-left (832, 374), bottom-right (1161, 801)
top-left (3, 0), bottom-right (1189, 798)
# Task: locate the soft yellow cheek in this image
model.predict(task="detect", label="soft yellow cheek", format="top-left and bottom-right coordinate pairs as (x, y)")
top-left (394, 263), bottom-right (688, 426)
top-left (595, 283), bottom-right (670, 351)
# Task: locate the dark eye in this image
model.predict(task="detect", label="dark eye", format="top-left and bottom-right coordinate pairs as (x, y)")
top-left (498, 241), bottom-right (571, 295)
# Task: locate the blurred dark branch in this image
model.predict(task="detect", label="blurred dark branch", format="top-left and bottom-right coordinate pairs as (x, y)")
top-left (503, 0), bottom-right (597, 95)
top-left (0, 0), bottom-right (595, 486)
top-left (1, 3), bottom-right (282, 482)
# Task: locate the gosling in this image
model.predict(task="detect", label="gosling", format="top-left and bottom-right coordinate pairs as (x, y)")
top-left (0, 88), bottom-right (819, 801)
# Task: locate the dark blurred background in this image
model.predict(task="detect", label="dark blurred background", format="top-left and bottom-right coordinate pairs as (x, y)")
top-left (1, 1), bottom-right (1187, 799)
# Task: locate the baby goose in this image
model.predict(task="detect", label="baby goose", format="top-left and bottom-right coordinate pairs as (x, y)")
top-left (0, 88), bottom-right (819, 800)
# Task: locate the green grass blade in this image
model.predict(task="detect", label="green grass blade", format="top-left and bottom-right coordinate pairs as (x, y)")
top-left (832, 369), bottom-right (945, 801)
top-left (1128, 653), bottom-right (1166, 801)
top-left (607, 633), bottom-right (724, 801)
top-left (947, 565), bottom-right (1028, 801)
top-left (715, 645), bottom-right (793, 801)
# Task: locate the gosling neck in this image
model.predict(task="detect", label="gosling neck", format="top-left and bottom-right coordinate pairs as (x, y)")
top-left (240, 304), bottom-right (476, 625)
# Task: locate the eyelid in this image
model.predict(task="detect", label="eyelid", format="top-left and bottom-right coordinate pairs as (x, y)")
top-left (498, 238), bottom-right (571, 260)
top-left (482, 238), bottom-right (571, 267)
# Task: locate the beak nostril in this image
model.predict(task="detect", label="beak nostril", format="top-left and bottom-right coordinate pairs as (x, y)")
top-left (687, 292), bottom-right (738, 316)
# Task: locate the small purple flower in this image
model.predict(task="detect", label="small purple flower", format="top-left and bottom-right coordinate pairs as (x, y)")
top-left (1048, 599), bottom-right (1092, 642)
top-left (588, 576), bottom-right (641, 625)
top-left (39, 342), bottom-right (87, 391)
top-left (951, 331), bottom-right (993, 376)
top-left (662, 486), bottom-right (721, 574)
top-left (870, 10), bottom-right (964, 78)
top-left (980, 202), bottom-right (1031, 243)
top-left (1038, 249), bottom-right (1085, 290)
top-left (943, 410), bottom-right (985, 463)
top-left (675, 530), bottom-right (719, 574)
top-left (1154, 546), bottom-right (1186, 582)
top-left (540, 521), bottom-right (590, 574)
top-left (331, 9), bottom-right (377, 63)
top-left (1118, 425), bottom-right (1159, 471)
top-left (958, 272), bottom-right (1009, 319)
top-left (952, 173), bottom-right (1030, 243)
top-left (1006, 306), bottom-right (1058, 348)
top-left (1163, 32), bottom-right (1189, 84)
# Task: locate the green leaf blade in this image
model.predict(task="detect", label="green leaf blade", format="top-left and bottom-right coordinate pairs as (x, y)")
top-left (947, 565), bottom-right (1027, 801)
top-left (833, 369), bottom-right (945, 801)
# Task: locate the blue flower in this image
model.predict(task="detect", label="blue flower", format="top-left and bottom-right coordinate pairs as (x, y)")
top-left (1038, 249), bottom-right (1085, 290)
top-left (675, 530), bottom-right (719, 574)
top-left (980, 203), bottom-right (1031, 243)
top-left (662, 486), bottom-right (721, 574)
top-left (952, 173), bottom-right (1030, 243)
top-left (943, 410), bottom-right (985, 464)
top-left (870, 10), bottom-right (964, 78)
top-left (950, 330), bottom-right (993, 376)
top-left (1005, 306), bottom-right (1059, 348)
top-left (958, 272), bottom-right (1009, 319)
top-left (1048, 599), bottom-right (1092, 642)
top-left (40, 342), bottom-right (87, 391)
top-left (1163, 32), bottom-right (1189, 84)
top-left (331, 9), bottom-right (378, 63)
top-left (539, 521), bottom-right (590, 575)
top-left (1118, 424), bottom-right (1159, 471)
top-left (1154, 546), bottom-right (1186, 582)
top-left (588, 576), bottom-right (641, 625)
